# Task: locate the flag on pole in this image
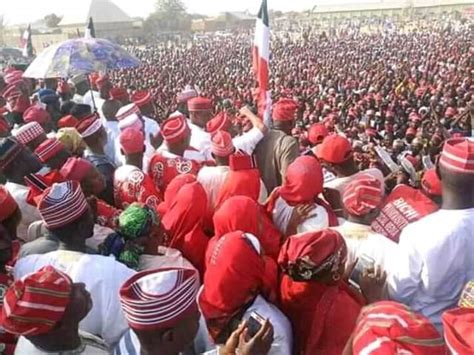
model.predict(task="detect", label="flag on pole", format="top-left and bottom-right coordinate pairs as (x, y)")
top-left (253, 0), bottom-right (271, 125)
top-left (21, 24), bottom-right (34, 58)
top-left (85, 17), bottom-right (96, 39)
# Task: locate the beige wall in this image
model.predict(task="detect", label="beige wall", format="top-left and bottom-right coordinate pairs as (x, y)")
top-left (3, 32), bottom-right (71, 51)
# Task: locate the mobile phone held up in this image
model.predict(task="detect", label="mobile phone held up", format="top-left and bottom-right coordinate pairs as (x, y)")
top-left (349, 254), bottom-right (375, 290)
top-left (247, 312), bottom-right (266, 338)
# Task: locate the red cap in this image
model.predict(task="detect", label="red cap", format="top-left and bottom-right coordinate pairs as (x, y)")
top-left (76, 114), bottom-right (102, 138)
top-left (131, 91), bottom-right (152, 108)
top-left (206, 112), bottom-right (231, 134)
top-left (211, 130), bottom-right (234, 157)
top-left (177, 87), bottom-right (198, 103)
top-left (59, 157), bottom-right (94, 182)
top-left (272, 98), bottom-right (298, 121)
top-left (3, 70), bottom-right (23, 85)
top-left (57, 115), bottom-right (79, 129)
top-left (161, 115), bottom-right (189, 144)
top-left (421, 169), bottom-right (442, 197)
top-left (229, 152), bottom-right (258, 171)
top-left (0, 266), bottom-right (72, 336)
top-left (120, 267), bottom-right (199, 331)
top-left (120, 128), bottom-right (145, 155)
top-left (116, 104), bottom-right (141, 122)
top-left (2, 85), bottom-right (21, 101)
top-left (110, 87), bottom-right (129, 101)
top-left (315, 135), bottom-right (353, 164)
top-left (352, 301), bottom-right (445, 355)
top-left (0, 185), bottom-right (18, 222)
top-left (187, 97), bottom-right (212, 112)
top-left (308, 123), bottom-right (328, 145)
top-left (443, 308), bottom-right (474, 354)
top-left (342, 175), bottom-right (383, 216)
top-left (23, 105), bottom-right (51, 125)
top-left (34, 138), bottom-right (65, 164)
top-left (406, 127), bottom-right (417, 137)
top-left (13, 96), bottom-right (31, 114)
top-left (13, 122), bottom-right (45, 145)
top-left (439, 138), bottom-right (474, 174)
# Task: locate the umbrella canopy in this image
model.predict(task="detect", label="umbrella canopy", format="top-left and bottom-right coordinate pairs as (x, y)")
top-left (23, 38), bottom-right (140, 79)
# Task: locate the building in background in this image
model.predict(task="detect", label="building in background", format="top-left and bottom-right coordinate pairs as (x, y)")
top-left (59, 0), bottom-right (142, 39)
top-left (1, 0), bottom-right (143, 50)
top-left (309, 0), bottom-right (474, 21)
top-left (192, 12), bottom-right (254, 32)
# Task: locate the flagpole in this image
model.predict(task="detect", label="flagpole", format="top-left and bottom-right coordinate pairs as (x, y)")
top-left (253, 0), bottom-right (271, 126)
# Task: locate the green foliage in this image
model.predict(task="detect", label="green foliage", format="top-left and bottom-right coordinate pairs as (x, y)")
top-left (44, 13), bottom-right (62, 28)
top-left (155, 0), bottom-right (186, 13)
top-left (144, 0), bottom-right (191, 32)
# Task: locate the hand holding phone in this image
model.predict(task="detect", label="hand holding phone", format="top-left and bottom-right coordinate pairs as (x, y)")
top-left (247, 312), bottom-right (266, 338)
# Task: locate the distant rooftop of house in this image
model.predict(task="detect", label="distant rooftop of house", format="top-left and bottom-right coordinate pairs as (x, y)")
top-left (59, 0), bottom-right (133, 26)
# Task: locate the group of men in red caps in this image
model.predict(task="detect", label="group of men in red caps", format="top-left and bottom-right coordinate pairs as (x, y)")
top-left (0, 13), bottom-right (472, 355)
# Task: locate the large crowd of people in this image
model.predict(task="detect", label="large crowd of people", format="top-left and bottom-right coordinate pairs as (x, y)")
top-left (0, 12), bottom-right (472, 355)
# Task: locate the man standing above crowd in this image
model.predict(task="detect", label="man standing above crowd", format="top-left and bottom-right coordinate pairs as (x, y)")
top-left (187, 97), bottom-right (213, 160)
top-left (388, 138), bottom-right (474, 330)
top-left (255, 98), bottom-right (299, 193)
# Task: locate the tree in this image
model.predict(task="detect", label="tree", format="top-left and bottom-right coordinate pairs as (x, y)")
top-left (155, 0), bottom-right (186, 13)
top-left (44, 13), bottom-right (62, 28)
top-left (145, 0), bottom-right (190, 33)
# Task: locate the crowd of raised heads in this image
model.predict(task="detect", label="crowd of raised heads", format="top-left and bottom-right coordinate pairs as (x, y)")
top-left (0, 11), bottom-right (472, 355)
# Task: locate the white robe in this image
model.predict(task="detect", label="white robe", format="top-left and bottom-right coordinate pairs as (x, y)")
top-left (188, 120), bottom-right (212, 161)
top-left (14, 250), bottom-right (135, 346)
top-left (387, 208), bottom-right (474, 331)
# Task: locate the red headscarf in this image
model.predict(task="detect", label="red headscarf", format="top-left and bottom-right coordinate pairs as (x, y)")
top-left (266, 156), bottom-right (338, 226)
top-left (156, 174), bottom-right (196, 215)
top-left (199, 231), bottom-right (276, 342)
top-left (213, 196), bottom-right (281, 261)
top-left (161, 181), bottom-right (208, 275)
top-left (214, 169), bottom-right (261, 210)
top-left (278, 229), bottom-right (363, 355)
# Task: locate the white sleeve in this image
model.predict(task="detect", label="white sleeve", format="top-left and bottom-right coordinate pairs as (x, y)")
top-left (272, 198), bottom-right (294, 235)
top-left (232, 127), bottom-right (265, 155)
top-left (258, 179), bottom-right (268, 204)
top-left (102, 262), bottom-right (136, 346)
top-left (387, 226), bottom-right (423, 305)
top-left (296, 205), bottom-right (329, 234)
top-left (145, 119), bottom-right (160, 136)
